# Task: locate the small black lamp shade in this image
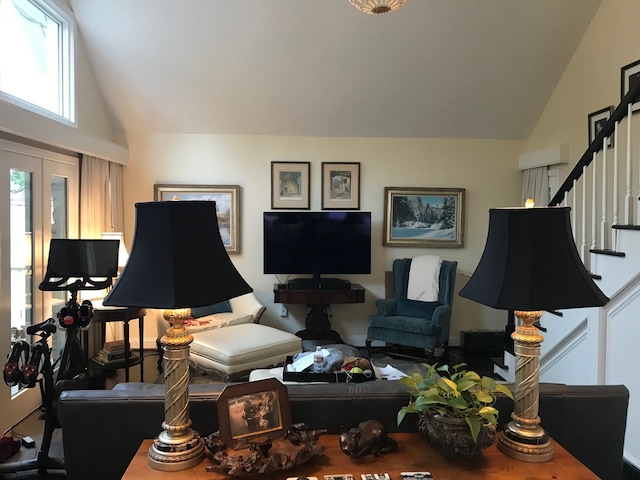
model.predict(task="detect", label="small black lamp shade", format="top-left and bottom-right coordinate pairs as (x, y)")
top-left (459, 207), bottom-right (608, 311)
top-left (103, 201), bottom-right (252, 309)
top-left (39, 239), bottom-right (120, 292)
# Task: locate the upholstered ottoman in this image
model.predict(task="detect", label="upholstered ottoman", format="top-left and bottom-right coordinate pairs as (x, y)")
top-left (189, 323), bottom-right (301, 381)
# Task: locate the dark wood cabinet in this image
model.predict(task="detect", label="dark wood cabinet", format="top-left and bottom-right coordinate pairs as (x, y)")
top-left (273, 283), bottom-right (365, 343)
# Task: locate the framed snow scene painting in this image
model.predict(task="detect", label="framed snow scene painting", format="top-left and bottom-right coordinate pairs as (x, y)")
top-left (383, 187), bottom-right (465, 248)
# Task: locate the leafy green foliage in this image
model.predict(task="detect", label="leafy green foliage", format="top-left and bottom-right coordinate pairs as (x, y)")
top-left (397, 363), bottom-right (514, 443)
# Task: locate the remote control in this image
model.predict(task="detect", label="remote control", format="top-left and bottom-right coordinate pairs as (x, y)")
top-left (401, 472), bottom-right (433, 480)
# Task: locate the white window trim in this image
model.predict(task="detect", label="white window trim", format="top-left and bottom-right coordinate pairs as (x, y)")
top-left (0, 0), bottom-right (76, 125)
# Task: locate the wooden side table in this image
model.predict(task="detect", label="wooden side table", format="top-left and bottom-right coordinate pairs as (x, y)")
top-left (88, 304), bottom-right (147, 382)
top-left (123, 433), bottom-right (598, 479)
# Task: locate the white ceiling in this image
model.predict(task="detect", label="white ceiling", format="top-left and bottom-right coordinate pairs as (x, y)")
top-left (69, 0), bottom-right (602, 139)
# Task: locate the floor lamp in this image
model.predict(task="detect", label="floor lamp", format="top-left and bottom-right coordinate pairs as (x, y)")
top-left (459, 206), bottom-right (608, 462)
top-left (103, 201), bottom-right (252, 471)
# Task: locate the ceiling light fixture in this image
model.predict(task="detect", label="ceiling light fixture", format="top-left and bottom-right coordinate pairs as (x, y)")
top-left (348, 0), bottom-right (411, 15)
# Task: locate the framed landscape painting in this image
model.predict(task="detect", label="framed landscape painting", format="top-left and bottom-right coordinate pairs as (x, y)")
top-left (383, 187), bottom-right (465, 248)
top-left (154, 184), bottom-right (241, 254)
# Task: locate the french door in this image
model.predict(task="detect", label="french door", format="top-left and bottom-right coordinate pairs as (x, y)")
top-left (0, 139), bottom-right (78, 432)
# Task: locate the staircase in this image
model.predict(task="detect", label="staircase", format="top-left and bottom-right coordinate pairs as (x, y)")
top-left (493, 80), bottom-right (640, 470)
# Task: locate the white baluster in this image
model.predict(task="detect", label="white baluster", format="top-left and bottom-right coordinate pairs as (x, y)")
top-left (591, 152), bottom-right (597, 252)
top-left (571, 178), bottom-right (584, 244)
top-left (625, 104), bottom-right (633, 224)
top-left (602, 137), bottom-right (609, 249)
top-left (612, 121), bottom-right (619, 250)
top-left (581, 165), bottom-right (587, 265)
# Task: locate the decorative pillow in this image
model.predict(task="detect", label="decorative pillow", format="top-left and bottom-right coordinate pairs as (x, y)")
top-left (190, 300), bottom-right (231, 318)
top-left (396, 297), bottom-right (441, 318)
top-left (183, 312), bottom-right (253, 333)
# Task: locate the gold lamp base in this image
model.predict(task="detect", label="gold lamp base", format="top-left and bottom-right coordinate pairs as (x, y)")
top-left (497, 425), bottom-right (554, 463)
top-left (498, 309), bottom-right (555, 463)
top-left (148, 429), bottom-right (204, 471)
top-left (147, 308), bottom-right (205, 471)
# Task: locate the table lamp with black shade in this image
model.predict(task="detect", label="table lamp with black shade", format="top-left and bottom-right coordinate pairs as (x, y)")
top-left (103, 200), bottom-right (252, 471)
top-left (459, 206), bottom-right (608, 462)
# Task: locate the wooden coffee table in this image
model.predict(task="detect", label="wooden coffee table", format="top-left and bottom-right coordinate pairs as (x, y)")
top-left (123, 433), bottom-right (598, 479)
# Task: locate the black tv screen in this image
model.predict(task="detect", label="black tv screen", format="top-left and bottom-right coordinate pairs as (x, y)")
top-left (263, 211), bottom-right (371, 276)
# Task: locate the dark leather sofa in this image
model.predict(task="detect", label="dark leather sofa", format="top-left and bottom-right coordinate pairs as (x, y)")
top-left (57, 381), bottom-right (629, 480)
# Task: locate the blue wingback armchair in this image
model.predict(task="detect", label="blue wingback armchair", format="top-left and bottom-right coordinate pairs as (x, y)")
top-left (366, 258), bottom-right (457, 360)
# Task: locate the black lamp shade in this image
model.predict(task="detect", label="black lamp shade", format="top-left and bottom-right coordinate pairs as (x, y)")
top-left (459, 207), bottom-right (608, 311)
top-left (39, 239), bottom-right (120, 291)
top-left (103, 201), bottom-right (252, 309)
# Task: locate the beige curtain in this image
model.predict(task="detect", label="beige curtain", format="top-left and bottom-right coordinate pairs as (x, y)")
top-left (80, 155), bottom-right (110, 238)
top-left (79, 155), bottom-right (125, 236)
top-left (522, 166), bottom-right (549, 207)
top-left (108, 162), bottom-right (125, 233)
top-left (80, 155), bottom-right (126, 354)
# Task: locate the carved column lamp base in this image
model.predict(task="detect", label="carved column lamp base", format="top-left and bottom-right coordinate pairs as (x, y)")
top-left (148, 308), bottom-right (204, 471)
top-left (497, 310), bottom-right (554, 463)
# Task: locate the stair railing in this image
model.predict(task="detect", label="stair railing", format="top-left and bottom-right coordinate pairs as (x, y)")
top-left (549, 79), bottom-right (640, 271)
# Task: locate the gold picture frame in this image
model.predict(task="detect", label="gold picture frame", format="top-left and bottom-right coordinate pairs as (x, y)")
top-left (271, 161), bottom-right (311, 209)
top-left (153, 184), bottom-right (241, 254)
top-left (383, 187), bottom-right (465, 248)
top-left (216, 378), bottom-right (291, 449)
top-left (321, 162), bottom-right (361, 210)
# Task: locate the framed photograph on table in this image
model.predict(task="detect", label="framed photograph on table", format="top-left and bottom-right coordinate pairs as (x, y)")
top-left (621, 59), bottom-right (640, 112)
top-left (271, 161), bottom-right (310, 209)
top-left (153, 184), bottom-right (241, 254)
top-left (216, 378), bottom-right (291, 449)
top-left (587, 106), bottom-right (614, 150)
top-left (321, 162), bottom-right (360, 210)
top-left (383, 187), bottom-right (465, 248)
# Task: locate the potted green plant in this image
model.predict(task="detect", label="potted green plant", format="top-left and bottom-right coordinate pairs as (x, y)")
top-left (397, 362), bottom-right (514, 459)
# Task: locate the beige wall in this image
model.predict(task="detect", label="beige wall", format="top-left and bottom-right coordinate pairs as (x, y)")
top-left (527, 0), bottom-right (639, 179)
top-left (123, 133), bottom-right (523, 347)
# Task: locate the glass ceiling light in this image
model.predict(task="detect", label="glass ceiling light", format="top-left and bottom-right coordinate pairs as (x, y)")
top-left (348, 0), bottom-right (411, 15)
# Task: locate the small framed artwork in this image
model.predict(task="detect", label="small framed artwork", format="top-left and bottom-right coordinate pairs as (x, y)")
top-left (620, 59), bottom-right (640, 112)
top-left (383, 187), bottom-right (465, 248)
top-left (271, 161), bottom-right (310, 209)
top-left (321, 162), bottom-right (361, 210)
top-left (154, 184), bottom-right (241, 254)
top-left (216, 378), bottom-right (291, 449)
top-left (587, 106), bottom-right (614, 150)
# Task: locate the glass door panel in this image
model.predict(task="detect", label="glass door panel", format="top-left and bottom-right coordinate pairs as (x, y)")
top-left (49, 174), bottom-right (68, 363)
top-left (9, 169), bottom-right (33, 396)
top-left (0, 140), bottom-right (78, 433)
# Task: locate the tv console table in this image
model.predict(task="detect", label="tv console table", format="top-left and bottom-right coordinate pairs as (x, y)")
top-left (123, 433), bottom-right (598, 479)
top-left (273, 283), bottom-right (365, 343)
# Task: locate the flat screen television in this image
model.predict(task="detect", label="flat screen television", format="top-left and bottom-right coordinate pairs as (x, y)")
top-left (263, 211), bottom-right (371, 280)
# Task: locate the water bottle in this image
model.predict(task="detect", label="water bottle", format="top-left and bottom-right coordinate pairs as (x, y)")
top-left (313, 346), bottom-right (324, 373)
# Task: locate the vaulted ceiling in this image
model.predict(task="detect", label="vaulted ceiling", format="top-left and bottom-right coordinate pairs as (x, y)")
top-left (69, 0), bottom-right (602, 139)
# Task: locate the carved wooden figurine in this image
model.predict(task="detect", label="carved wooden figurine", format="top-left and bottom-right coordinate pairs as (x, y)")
top-left (339, 419), bottom-right (398, 458)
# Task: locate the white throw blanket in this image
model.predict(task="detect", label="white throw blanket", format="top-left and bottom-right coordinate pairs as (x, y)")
top-left (407, 255), bottom-right (442, 302)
